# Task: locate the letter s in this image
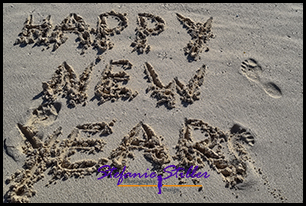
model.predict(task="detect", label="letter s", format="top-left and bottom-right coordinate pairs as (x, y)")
top-left (97, 165), bottom-right (111, 180)
top-left (163, 165), bottom-right (176, 180)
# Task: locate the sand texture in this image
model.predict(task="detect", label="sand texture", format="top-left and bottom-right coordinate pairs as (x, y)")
top-left (3, 3), bottom-right (303, 203)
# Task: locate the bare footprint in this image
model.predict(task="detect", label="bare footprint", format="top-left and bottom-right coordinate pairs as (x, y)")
top-left (240, 58), bottom-right (282, 98)
top-left (230, 123), bottom-right (255, 147)
top-left (261, 82), bottom-right (282, 99)
top-left (4, 102), bottom-right (62, 161)
top-left (240, 58), bottom-right (262, 83)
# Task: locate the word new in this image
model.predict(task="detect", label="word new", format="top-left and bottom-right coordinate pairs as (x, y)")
top-left (97, 165), bottom-right (210, 194)
top-left (41, 60), bottom-right (206, 108)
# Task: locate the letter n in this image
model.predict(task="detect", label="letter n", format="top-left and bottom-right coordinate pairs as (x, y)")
top-left (42, 61), bottom-right (94, 108)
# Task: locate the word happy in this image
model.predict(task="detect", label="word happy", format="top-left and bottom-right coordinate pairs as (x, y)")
top-left (14, 11), bottom-right (213, 60)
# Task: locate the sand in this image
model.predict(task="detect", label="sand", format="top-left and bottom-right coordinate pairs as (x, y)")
top-left (3, 3), bottom-right (303, 203)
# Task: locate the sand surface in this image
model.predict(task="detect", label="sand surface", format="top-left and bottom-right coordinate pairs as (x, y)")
top-left (3, 3), bottom-right (303, 203)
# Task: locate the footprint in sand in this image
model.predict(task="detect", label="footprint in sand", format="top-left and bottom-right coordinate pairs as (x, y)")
top-left (4, 102), bottom-right (62, 162)
top-left (240, 58), bottom-right (282, 98)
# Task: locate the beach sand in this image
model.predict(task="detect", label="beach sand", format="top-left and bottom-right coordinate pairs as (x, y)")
top-left (3, 3), bottom-right (303, 203)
